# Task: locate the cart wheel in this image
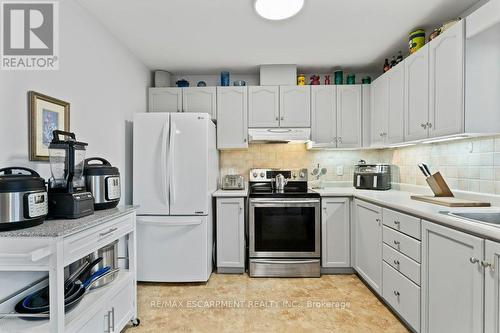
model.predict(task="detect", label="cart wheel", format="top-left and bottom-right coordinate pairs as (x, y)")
top-left (131, 318), bottom-right (141, 327)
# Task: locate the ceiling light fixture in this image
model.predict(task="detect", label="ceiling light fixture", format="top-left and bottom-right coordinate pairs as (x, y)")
top-left (254, 0), bottom-right (304, 21)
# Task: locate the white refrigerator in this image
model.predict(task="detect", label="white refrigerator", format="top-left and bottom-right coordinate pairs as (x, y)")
top-left (133, 112), bottom-right (218, 282)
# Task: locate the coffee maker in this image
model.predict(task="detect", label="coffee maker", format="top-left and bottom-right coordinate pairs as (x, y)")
top-left (48, 130), bottom-right (94, 218)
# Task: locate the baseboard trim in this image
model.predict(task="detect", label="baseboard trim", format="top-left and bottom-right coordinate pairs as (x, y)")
top-left (217, 267), bottom-right (245, 274)
top-left (321, 267), bottom-right (355, 274)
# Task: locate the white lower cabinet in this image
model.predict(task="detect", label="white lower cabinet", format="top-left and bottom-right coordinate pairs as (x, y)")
top-left (383, 262), bottom-right (421, 332)
top-left (321, 197), bottom-right (350, 268)
top-left (421, 220), bottom-right (484, 333)
top-left (353, 199), bottom-right (382, 295)
top-left (216, 197), bottom-right (245, 272)
top-left (77, 281), bottom-right (134, 333)
top-left (484, 240), bottom-right (500, 333)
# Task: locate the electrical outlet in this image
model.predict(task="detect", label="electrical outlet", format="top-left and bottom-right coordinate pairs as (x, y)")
top-left (336, 165), bottom-right (344, 176)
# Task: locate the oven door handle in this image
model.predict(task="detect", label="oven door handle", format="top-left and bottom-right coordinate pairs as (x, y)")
top-left (250, 200), bottom-right (320, 204)
top-left (251, 259), bottom-right (319, 265)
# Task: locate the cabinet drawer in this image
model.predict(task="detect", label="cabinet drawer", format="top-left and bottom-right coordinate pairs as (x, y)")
top-left (383, 262), bottom-right (420, 332)
top-left (383, 208), bottom-right (421, 240)
top-left (383, 226), bottom-right (421, 263)
top-left (383, 244), bottom-right (420, 285)
top-left (63, 213), bottom-right (134, 265)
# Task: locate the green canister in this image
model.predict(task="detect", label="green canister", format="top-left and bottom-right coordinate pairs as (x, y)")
top-left (409, 29), bottom-right (426, 54)
top-left (334, 70), bottom-right (343, 85)
top-left (346, 74), bottom-right (355, 85)
top-left (362, 76), bottom-right (372, 84)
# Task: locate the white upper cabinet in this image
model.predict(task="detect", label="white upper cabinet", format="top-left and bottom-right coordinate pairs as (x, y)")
top-left (387, 63), bottom-right (405, 144)
top-left (216, 87), bottom-right (248, 149)
top-left (421, 220), bottom-right (484, 333)
top-left (182, 87), bottom-right (217, 120)
top-left (279, 86), bottom-right (311, 127)
top-left (428, 20), bottom-right (465, 138)
top-left (371, 76), bottom-right (389, 146)
top-left (248, 86), bottom-right (280, 128)
top-left (311, 86), bottom-right (337, 144)
top-left (149, 88), bottom-right (182, 112)
top-left (337, 85), bottom-right (362, 148)
top-left (322, 197), bottom-right (350, 268)
top-left (405, 44), bottom-right (430, 141)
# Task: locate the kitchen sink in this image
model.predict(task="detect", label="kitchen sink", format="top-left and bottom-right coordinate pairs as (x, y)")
top-left (441, 211), bottom-right (500, 226)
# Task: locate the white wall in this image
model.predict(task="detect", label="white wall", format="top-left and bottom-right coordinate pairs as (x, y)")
top-left (0, 0), bottom-right (149, 304)
top-left (0, 0), bottom-right (150, 205)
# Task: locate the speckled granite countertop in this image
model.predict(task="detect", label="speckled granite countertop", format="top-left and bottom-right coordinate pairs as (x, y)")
top-left (0, 206), bottom-right (137, 238)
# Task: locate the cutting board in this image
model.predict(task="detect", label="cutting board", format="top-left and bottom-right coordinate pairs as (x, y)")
top-left (411, 195), bottom-right (491, 207)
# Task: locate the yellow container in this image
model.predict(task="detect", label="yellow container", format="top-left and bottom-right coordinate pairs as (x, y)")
top-left (297, 74), bottom-right (305, 86)
top-left (409, 29), bottom-right (426, 54)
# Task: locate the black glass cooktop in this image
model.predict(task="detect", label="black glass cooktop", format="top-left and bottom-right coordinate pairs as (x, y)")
top-left (249, 182), bottom-right (319, 198)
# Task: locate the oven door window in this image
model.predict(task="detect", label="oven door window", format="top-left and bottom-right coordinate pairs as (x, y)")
top-left (254, 206), bottom-right (316, 252)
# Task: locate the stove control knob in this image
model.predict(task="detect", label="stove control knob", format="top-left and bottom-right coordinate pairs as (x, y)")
top-left (252, 172), bottom-right (258, 178)
top-left (299, 172), bottom-right (305, 178)
top-left (260, 172), bottom-right (265, 178)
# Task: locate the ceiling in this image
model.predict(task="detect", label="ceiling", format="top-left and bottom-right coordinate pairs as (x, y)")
top-left (78, 0), bottom-right (480, 74)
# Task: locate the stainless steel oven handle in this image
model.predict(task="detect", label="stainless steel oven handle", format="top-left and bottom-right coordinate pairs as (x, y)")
top-left (250, 200), bottom-right (320, 204)
top-left (252, 259), bottom-right (319, 264)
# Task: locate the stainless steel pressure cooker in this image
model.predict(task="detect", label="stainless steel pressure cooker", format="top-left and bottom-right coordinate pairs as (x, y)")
top-left (84, 158), bottom-right (121, 210)
top-left (0, 167), bottom-right (48, 230)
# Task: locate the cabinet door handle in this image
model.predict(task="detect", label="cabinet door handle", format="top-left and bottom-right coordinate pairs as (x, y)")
top-left (393, 240), bottom-right (400, 246)
top-left (106, 310), bottom-right (112, 333)
top-left (481, 260), bottom-right (494, 270)
top-left (280, 116), bottom-right (284, 121)
top-left (470, 257), bottom-right (480, 264)
top-left (111, 307), bottom-right (115, 332)
top-left (427, 122), bottom-right (433, 128)
top-left (393, 259), bottom-right (400, 266)
top-left (393, 290), bottom-right (400, 296)
top-left (275, 117), bottom-right (279, 121)
top-left (421, 123), bottom-right (427, 129)
top-left (243, 138), bottom-right (247, 142)
top-left (239, 206), bottom-right (243, 213)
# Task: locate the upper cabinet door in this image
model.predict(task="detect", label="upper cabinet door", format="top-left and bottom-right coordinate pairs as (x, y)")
top-left (149, 88), bottom-right (182, 113)
top-left (370, 77), bottom-right (389, 146)
top-left (405, 44), bottom-right (430, 141)
top-left (216, 87), bottom-right (248, 149)
top-left (387, 63), bottom-right (405, 144)
top-left (279, 86), bottom-right (311, 127)
top-left (182, 87), bottom-right (217, 120)
top-left (429, 20), bottom-right (465, 138)
top-left (311, 86), bottom-right (337, 145)
top-left (248, 86), bottom-right (279, 128)
top-left (336, 85), bottom-right (362, 148)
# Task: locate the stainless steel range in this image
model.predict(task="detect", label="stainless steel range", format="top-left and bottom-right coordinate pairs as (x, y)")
top-left (248, 168), bottom-right (320, 277)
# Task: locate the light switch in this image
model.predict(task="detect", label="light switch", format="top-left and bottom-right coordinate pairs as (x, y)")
top-left (336, 165), bottom-right (344, 176)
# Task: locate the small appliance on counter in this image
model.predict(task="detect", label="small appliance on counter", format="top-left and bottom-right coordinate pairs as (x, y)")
top-left (0, 167), bottom-right (48, 231)
top-left (221, 174), bottom-right (245, 190)
top-left (47, 130), bottom-right (94, 219)
top-left (84, 157), bottom-right (121, 210)
top-left (353, 160), bottom-right (391, 190)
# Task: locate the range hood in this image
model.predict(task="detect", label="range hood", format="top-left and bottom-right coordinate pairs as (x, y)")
top-left (248, 128), bottom-right (311, 144)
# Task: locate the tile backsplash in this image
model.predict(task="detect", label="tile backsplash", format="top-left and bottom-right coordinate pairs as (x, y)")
top-left (220, 135), bottom-right (500, 195)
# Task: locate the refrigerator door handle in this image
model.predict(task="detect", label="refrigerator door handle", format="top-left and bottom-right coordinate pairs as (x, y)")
top-left (137, 219), bottom-right (202, 227)
top-left (161, 120), bottom-right (169, 206)
top-left (169, 120), bottom-right (176, 206)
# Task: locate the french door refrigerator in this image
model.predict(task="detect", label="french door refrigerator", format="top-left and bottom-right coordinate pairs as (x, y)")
top-left (133, 112), bottom-right (218, 282)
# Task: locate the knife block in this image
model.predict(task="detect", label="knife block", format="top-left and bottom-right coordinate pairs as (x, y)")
top-left (426, 172), bottom-right (454, 197)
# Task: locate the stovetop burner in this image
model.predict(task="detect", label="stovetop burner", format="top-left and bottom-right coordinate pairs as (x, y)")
top-left (248, 168), bottom-right (318, 198)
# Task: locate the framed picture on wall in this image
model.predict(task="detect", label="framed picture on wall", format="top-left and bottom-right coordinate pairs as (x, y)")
top-left (29, 91), bottom-right (70, 161)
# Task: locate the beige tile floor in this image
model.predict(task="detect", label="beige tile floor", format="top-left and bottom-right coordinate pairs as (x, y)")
top-left (125, 273), bottom-right (409, 333)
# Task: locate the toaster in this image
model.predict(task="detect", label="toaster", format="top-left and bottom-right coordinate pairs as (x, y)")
top-left (221, 175), bottom-right (245, 190)
top-left (353, 163), bottom-right (391, 190)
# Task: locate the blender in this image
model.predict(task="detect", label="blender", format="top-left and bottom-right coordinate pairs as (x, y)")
top-left (48, 130), bottom-right (94, 218)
